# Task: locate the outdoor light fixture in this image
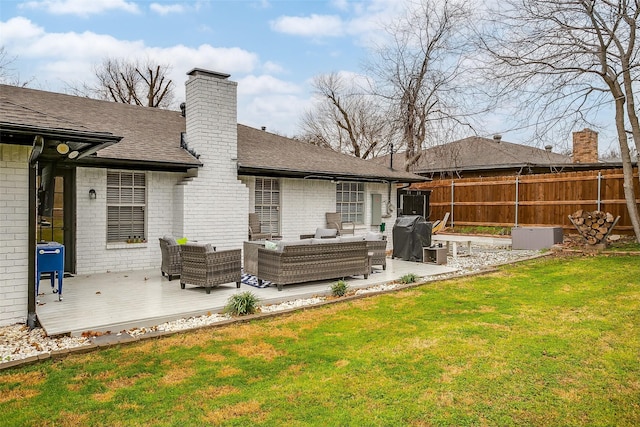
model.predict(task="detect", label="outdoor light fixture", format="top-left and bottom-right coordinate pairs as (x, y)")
top-left (68, 150), bottom-right (79, 160)
top-left (89, 189), bottom-right (96, 199)
top-left (56, 142), bottom-right (70, 155)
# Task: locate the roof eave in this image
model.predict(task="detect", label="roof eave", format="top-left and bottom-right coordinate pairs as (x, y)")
top-left (1, 122), bottom-right (122, 145)
top-left (238, 165), bottom-right (427, 183)
top-left (76, 156), bottom-right (203, 172)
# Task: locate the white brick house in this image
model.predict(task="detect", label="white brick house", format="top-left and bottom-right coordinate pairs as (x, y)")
top-left (0, 68), bottom-right (425, 327)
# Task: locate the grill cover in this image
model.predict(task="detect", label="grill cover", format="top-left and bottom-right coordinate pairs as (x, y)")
top-left (392, 215), bottom-right (432, 261)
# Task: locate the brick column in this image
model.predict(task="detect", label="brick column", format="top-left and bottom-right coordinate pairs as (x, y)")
top-left (0, 144), bottom-right (30, 325)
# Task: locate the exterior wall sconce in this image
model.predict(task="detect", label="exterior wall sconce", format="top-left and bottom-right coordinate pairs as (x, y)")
top-left (89, 189), bottom-right (96, 199)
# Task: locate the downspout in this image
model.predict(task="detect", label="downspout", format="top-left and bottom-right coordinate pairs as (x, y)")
top-left (26, 136), bottom-right (45, 329)
top-left (382, 181), bottom-right (397, 218)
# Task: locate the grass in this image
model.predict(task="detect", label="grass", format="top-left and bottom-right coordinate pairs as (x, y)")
top-left (452, 225), bottom-right (511, 235)
top-left (605, 239), bottom-right (640, 252)
top-left (1, 255), bottom-right (639, 426)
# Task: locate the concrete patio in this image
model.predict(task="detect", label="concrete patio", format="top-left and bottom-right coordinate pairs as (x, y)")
top-left (36, 258), bottom-right (457, 336)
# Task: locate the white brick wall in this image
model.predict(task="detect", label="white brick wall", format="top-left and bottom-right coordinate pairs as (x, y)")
top-left (75, 167), bottom-right (185, 274)
top-left (0, 144), bottom-right (30, 326)
top-left (243, 176), bottom-right (397, 244)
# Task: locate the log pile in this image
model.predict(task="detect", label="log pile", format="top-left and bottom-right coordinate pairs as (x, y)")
top-left (568, 210), bottom-right (619, 245)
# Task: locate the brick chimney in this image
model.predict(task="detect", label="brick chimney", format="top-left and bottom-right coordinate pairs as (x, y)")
top-left (174, 68), bottom-right (249, 249)
top-left (572, 128), bottom-right (598, 163)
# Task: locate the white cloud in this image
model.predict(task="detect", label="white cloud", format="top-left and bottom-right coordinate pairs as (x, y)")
top-left (330, 0), bottom-right (350, 12)
top-left (149, 3), bottom-right (185, 15)
top-left (19, 0), bottom-right (140, 16)
top-left (237, 75), bottom-right (301, 96)
top-left (270, 14), bottom-right (344, 38)
top-left (0, 17), bottom-right (45, 41)
top-left (152, 44), bottom-right (258, 75)
top-left (262, 61), bottom-right (285, 74)
top-left (0, 17), bottom-right (259, 92)
top-left (239, 94), bottom-right (312, 137)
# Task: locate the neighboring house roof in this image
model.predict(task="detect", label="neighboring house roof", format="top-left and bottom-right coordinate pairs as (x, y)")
top-left (1, 84), bottom-right (426, 182)
top-left (374, 136), bottom-right (578, 175)
top-left (237, 124), bottom-right (425, 182)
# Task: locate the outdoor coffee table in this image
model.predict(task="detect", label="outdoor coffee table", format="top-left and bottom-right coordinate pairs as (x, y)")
top-left (430, 235), bottom-right (472, 258)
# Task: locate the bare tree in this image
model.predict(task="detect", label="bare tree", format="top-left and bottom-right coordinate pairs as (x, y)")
top-left (298, 73), bottom-right (392, 159)
top-left (480, 0), bottom-right (640, 241)
top-left (72, 57), bottom-right (175, 108)
top-left (366, 0), bottom-right (480, 171)
top-left (0, 46), bottom-right (32, 87)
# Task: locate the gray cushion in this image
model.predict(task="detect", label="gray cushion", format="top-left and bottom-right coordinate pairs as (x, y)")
top-left (162, 235), bottom-right (178, 246)
top-left (276, 239), bottom-right (313, 252)
top-left (364, 231), bottom-right (384, 241)
top-left (311, 237), bottom-right (341, 244)
top-left (340, 235), bottom-right (365, 243)
top-left (315, 228), bottom-right (338, 238)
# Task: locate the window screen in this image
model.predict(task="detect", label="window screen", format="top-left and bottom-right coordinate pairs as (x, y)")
top-left (107, 171), bottom-right (146, 242)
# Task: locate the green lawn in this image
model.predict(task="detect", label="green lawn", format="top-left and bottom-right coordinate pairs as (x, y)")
top-left (1, 255), bottom-right (639, 426)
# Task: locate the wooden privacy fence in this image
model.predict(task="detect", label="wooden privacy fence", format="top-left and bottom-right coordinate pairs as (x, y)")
top-left (411, 168), bottom-right (639, 234)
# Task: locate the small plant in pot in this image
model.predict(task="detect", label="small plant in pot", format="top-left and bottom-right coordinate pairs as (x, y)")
top-left (330, 279), bottom-right (349, 297)
top-left (225, 291), bottom-right (260, 316)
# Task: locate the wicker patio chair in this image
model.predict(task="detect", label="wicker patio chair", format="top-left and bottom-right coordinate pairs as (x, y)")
top-left (159, 237), bottom-right (182, 281)
top-left (179, 243), bottom-right (241, 294)
top-left (326, 212), bottom-right (355, 236)
top-left (366, 236), bottom-right (388, 270)
top-left (249, 213), bottom-right (273, 240)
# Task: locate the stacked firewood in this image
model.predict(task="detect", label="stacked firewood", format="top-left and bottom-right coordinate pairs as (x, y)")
top-left (568, 209), bottom-right (619, 245)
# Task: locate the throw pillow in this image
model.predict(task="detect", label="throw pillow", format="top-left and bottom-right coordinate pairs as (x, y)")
top-left (264, 240), bottom-right (278, 251)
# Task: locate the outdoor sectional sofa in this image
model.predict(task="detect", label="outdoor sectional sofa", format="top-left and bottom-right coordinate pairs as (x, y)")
top-left (255, 232), bottom-right (387, 291)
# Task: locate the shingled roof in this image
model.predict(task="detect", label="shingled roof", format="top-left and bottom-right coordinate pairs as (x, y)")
top-left (374, 136), bottom-right (572, 175)
top-left (1, 84), bottom-right (426, 182)
top-left (237, 124), bottom-right (425, 182)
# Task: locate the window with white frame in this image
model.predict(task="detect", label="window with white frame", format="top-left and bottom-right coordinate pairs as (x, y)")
top-left (106, 171), bottom-right (146, 242)
top-left (255, 178), bottom-right (280, 234)
top-left (336, 182), bottom-right (364, 224)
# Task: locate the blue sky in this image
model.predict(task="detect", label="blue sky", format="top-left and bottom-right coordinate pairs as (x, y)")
top-left (0, 0), bottom-right (622, 154)
top-left (0, 0), bottom-right (409, 137)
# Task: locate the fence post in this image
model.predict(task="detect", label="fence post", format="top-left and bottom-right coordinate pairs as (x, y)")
top-left (515, 176), bottom-right (519, 227)
top-left (450, 180), bottom-right (455, 228)
top-left (597, 171), bottom-right (602, 211)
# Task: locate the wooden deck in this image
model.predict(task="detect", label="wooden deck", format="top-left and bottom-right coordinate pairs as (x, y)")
top-left (36, 258), bottom-right (457, 336)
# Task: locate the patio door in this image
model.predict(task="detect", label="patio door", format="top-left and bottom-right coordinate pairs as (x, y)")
top-left (37, 165), bottom-right (76, 274)
top-left (255, 178), bottom-right (280, 235)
